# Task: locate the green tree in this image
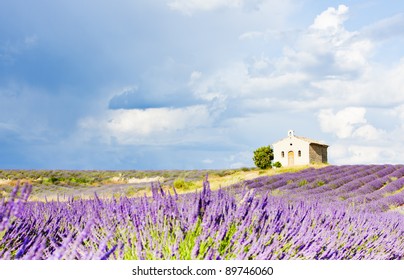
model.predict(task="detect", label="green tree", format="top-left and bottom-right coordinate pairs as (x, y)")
top-left (253, 145), bottom-right (274, 169)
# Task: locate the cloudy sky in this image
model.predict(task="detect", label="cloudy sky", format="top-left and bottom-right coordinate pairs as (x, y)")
top-left (1, 1), bottom-right (404, 170)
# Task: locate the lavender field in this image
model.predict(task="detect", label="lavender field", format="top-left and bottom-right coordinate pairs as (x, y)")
top-left (1, 164), bottom-right (404, 260)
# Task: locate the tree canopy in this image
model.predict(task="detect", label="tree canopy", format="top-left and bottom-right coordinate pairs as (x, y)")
top-left (253, 145), bottom-right (274, 169)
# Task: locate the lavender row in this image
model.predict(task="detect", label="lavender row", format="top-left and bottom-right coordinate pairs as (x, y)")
top-left (241, 165), bottom-right (404, 213)
top-left (1, 172), bottom-right (404, 260)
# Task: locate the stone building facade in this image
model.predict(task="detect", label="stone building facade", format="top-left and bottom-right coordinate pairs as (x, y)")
top-left (273, 130), bottom-right (328, 167)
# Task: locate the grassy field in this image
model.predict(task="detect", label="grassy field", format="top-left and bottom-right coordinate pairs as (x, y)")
top-left (0, 164), bottom-right (328, 201)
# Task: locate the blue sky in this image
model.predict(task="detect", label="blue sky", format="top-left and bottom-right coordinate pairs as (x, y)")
top-left (1, 0), bottom-right (404, 170)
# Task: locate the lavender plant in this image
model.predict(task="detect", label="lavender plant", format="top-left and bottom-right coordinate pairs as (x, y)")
top-left (0, 165), bottom-right (403, 260)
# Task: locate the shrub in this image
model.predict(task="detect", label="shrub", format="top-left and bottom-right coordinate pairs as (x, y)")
top-left (214, 170), bottom-right (237, 177)
top-left (125, 186), bottom-right (138, 197)
top-left (173, 179), bottom-right (195, 190)
top-left (273, 161), bottom-right (282, 168)
top-left (316, 180), bottom-right (325, 187)
top-left (298, 179), bottom-right (308, 186)
top-left (253, 145), bottom-right (274, 170)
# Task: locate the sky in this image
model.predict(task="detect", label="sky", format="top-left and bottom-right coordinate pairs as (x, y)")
top-left (1, 0), bottom-right (404, 170)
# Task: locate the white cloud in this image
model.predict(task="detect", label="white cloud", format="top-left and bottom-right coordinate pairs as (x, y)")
top-left (310, 58), bottom-right (404, 107)
top-left (24, 34), bottom-right (38, 48)
top-left (0, 122), bottom-right (18, 134)
top-left (318, 106), bottom-right (396, 165)
top-left (202, 158), bottom-right (214, 164)
top-left (78, 106), bottom-right (212, 145)
top-left (344, 146), bottom-right (386, 164)
top-left (189, 71), bottom-right (202, 83)
top-left (362, 13), bottom-right (404, 41)
top-left (310, 5), bottom-right (349, 32)
top-left (187, 4), bottom-right (379, 111)
top-left (318, 107), bottom-right (385, 141)
top-left (167, 0), bottom-right (293, 15)
top-left (251, 57), bottom-right (270, 71)
top-left (297, 7), bottom-right (373, 75)
top-left (168, 0), bottom-right (242, 15)
top-left (352, 124), bottom-right (384, 141)
top-left (318, 107), bottom-right (367, 139)
top-left (270, 11), bottom-right (404, 110)
top-left (239, 31), bottom-right (264, 40)
top-left (183, 3), bottom-right (404, 170)
top-left (0, 34), bottom-right (38, 64)
top-left (71, 4), bottom-right (404, 167)
top-left (188, 66), bottom-right (239, 101)
top-left (334, 39), bottom-right (373, 71)
top-left (390, 103), bottom-right (404, 121)
top-left (329, 143), bottom-right (402, 165)
top-left (189, 62), bottom-right (309, 103)
top-left (328, 144), bottom-right (348, 159)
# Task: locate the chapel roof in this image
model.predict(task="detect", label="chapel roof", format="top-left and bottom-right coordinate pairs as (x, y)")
top-left (294, 135), bottom-right (328, 147)
top-left (273, 130), bottom-right (328, 147)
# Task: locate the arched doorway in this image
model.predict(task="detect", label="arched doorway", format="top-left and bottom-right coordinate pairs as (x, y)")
top-left (288, 151), bottom-right (294, 166)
